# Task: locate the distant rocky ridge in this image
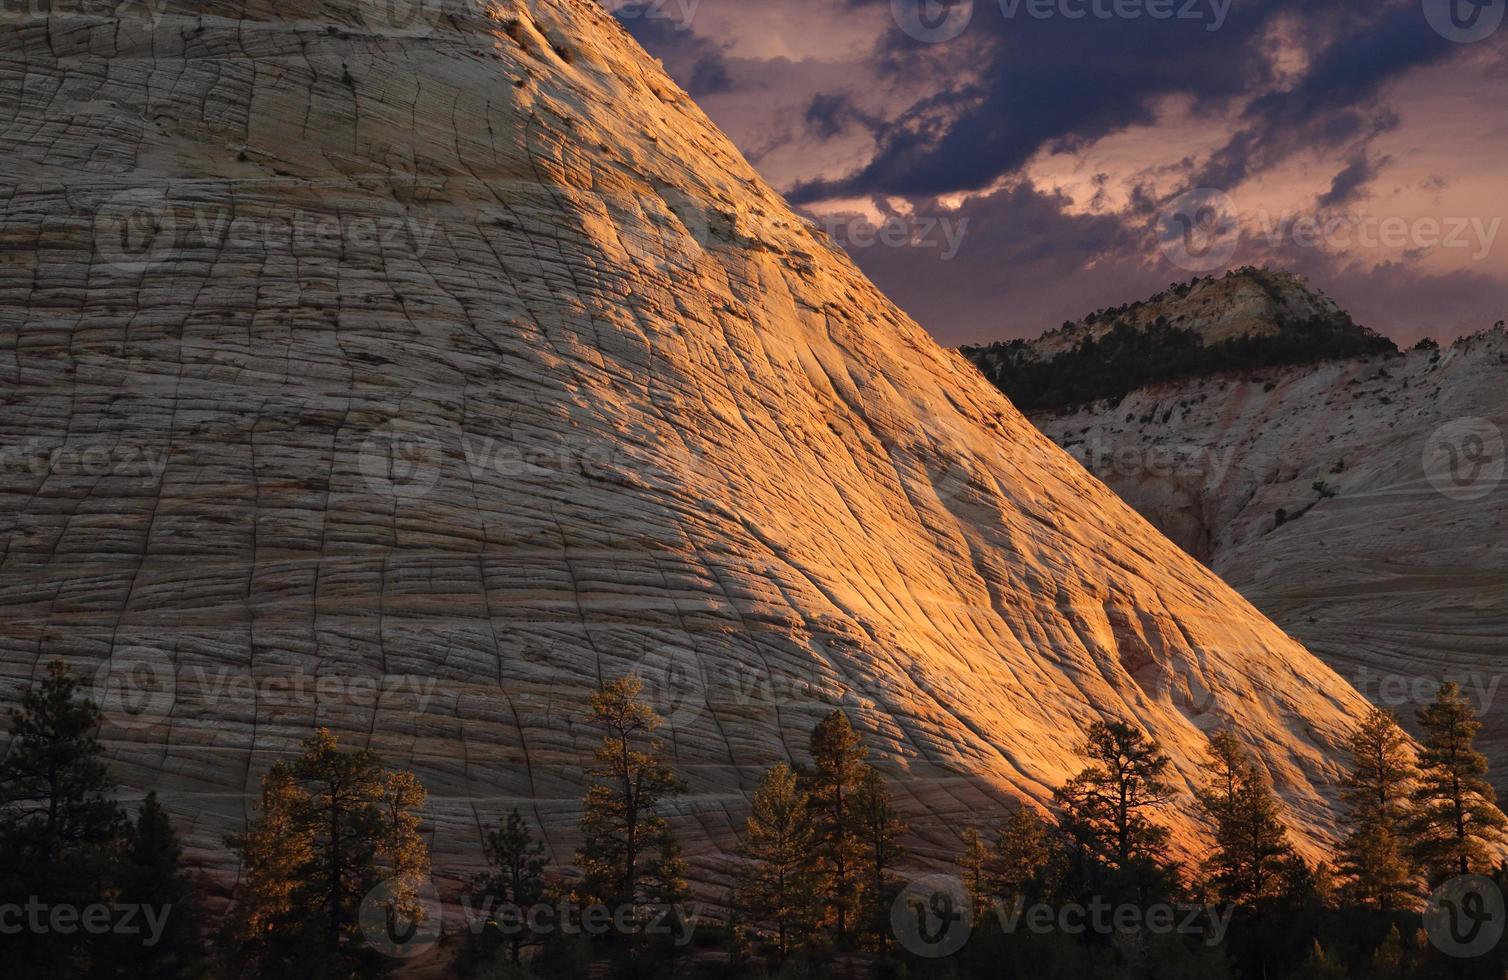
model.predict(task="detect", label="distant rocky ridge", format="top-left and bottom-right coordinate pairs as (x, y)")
top-left (963, 268), bottom-right (1396, 412)
top-left (972, 275), bottom-right (1508, 779)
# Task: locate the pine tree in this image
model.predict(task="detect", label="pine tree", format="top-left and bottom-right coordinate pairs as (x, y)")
top-left (471, 808), bottom-right (549, 966)
top-left (1054, 720), bottom-right (1174, 871)
top-left (1293, 940), bottom-right (1347, 980)
top-left (957, 827), bottom-right (991, 920)
top-left (226, 729), bottom-right (431, 978)
top-left (1409, 682), bottom-right (1507, 882)
top-left (1337, 708), bottom-right (1418, 909)
top-left (0, 660), bottom-right (128, 976)
top-left (1193, 730), bottom-right (1294, 908)
top-left (852, 767), bottom-right (907, 952)
top-left (1368, 924), bottom-right (1408, 980)
top-left (736, 763), bottom-right (821, 963)
top-left (576, 674), bottom-right (688, 928)
top-left (988, 807), bottom-right (1051, 906)
top-left (224, 763), bottom-right (315, 971)
top-left (104, 791), bottom-right (208, 978)
top-left (803, 709), bottom-right (868, 941)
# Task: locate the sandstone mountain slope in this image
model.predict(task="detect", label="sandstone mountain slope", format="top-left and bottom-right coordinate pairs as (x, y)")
top-left (1026, 320), bottom-right (1507, 775)
top-left (0, 0), bottom-right (1375, 896)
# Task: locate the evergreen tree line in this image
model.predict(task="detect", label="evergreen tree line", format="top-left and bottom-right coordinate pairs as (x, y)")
top-left (964, 290), bottom-right (1396, 414)
top-left (4, 662), bottom-right (1507, 980)
top-left (929, 683), bottom-right (1508, 980)
top-left (0, 662), bottom-right (205, 980)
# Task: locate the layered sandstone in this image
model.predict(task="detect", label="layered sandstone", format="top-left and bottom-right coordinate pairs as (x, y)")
top-left (0, 0), bottom-right (1376, 905)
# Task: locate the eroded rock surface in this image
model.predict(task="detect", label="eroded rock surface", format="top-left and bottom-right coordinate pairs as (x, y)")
top-left (1, 0), bottom-right (1375, 900)
top-left (1035, 328), bottom-right (1508, 773)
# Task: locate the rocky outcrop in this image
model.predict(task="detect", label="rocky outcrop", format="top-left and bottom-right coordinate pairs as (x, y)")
top-left (963, 268), bottom-right (1395, 413)
top-left (1034, 327), bottom-right (1508, 774)
top-left (1040, 268), bottom-right (1357, 354)
top-left (0, 0), bottom-right (1376, 904)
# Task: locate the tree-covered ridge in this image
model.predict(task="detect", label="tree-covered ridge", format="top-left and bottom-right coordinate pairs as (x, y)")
top-left (962, 270), bottom-right (1398, 413)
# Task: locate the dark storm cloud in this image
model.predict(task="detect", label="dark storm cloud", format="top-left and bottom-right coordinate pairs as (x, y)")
top-left (1190, 5), bottom-right (1452, 193)
top-left (805, 92), bottom-right (868, 140)
top-left (819, 181), bottom-right (1145, 341)
top-left (1317, 153), bottom-right (1391, 209)
top-left (791, 0), bottom-right (1459, 203)
top-left (622, 16), bottom-right (734, 96)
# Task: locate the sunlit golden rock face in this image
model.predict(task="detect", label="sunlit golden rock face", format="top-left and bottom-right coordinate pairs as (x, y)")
top-left (1033, 325), bottom-right (1508, 783)
top-left (0, 0), bottom-right (1373, 893)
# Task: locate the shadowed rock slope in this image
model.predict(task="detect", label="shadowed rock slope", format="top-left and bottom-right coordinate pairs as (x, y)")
top-left (0, 0), bottom-right (1373, 896)
top-left (1031, 326), bottom-right (1508, 779)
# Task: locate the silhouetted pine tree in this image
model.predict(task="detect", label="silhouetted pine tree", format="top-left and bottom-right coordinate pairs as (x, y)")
top-left (0, 661), bottom-right (127, 977)
top-left (853, 767), bottom-right (906, 953)
top-left (803, 710), bottom-right (868, 942)
top-left (576, 675), bottom-right (688, 927)
top-left (1409, 682), bottom-right (1508, 882)
top-left (104, 791), bottom-right (207, 978)
top-left (1337, 708), bottom-right (1419, 909)
top-left (1292, 939), bottom-right (1347, 980)
top-left (226, 729), bottom-right (431, 979)
top-left (735, 763), bottom-right (821, 964)
top-left (1055, 721), bottom-right (1175, 877)
top-left (956, 826), bottom-right (991, 920)
top-left (467, 808), bottom-right (549, 969)
top-left (988, 807), bottom-right (1052, 906)
top-left (1194, 730), bottom-right (1295, 908)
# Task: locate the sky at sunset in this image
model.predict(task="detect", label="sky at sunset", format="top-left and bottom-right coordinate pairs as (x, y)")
top-left (619, 0), bottom-right (1508, 347)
